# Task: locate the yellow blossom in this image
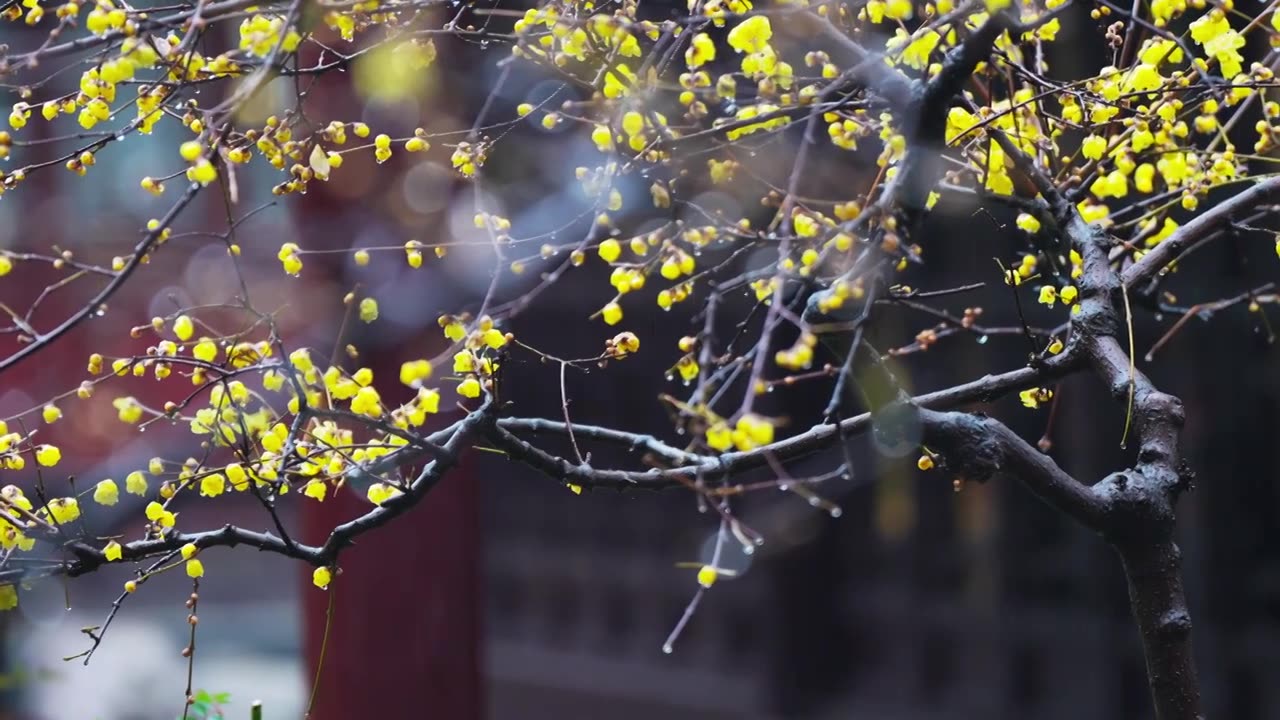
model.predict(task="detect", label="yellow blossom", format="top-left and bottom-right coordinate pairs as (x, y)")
top-left (601, 302), bottom-right (623, 325)
top-left (898, 30), bottom-right (940, 71)
top-left (200, 473), bottom-right (226, 497)
top-left (727, 16), bottom-right (771, 54)
top-left (35, 444), bottom-right (61, 467)
top-left (457, 377), bottom-right (482, 398)
top-left (676, 356), bottom-right (700, 382)
top-left (732, 414), bottom-right (774, 451)
top-left (793, 213), bottom-right (820, 238)
top-left (290, 348), bottom-right (314, 372)
top-left (1123, 63), bottom-right (1164, 93)
top-left (1090, 170), bottom-right (1129, 199)
top-left (351, 386), bottom-right (383, 416)
top-left (113, 396), bottom-right (144, 424)
top-left (482, 328), bottom-right (507, 349)
top-left (591, 125), bottom-right (614, 152)
top-left (1035, 18), bottom-right (1061, 41)
top-left (313, 566), bottom-right (333, 589)
top-left (367, 482), bottom-right (402, 505)
top-left (1015, 214), bottom-right (1041, 234)
top-left (416, 388), bottom-right (441, 415)
top-left (611, 332), bottom-right (640, 356)
top-left (193, 340), bottom-right (218, 362)
top-left (706, 422), bottom-right (733, 452)
top-left (1190, 11), bottom-right (1245, 79)
top-left (173, 315), bottom-right (195, 341)
top-left (598, 239), bottom-right (622, 263)
top-left (279, 243), bottom-right (303, 275)
top-left (1019, 387), bottom-right (1053, 409)
top-left (48, 497), bottom-right (79, 524)
top-left (697, 565), bottom-right (718, 588)
top-left (94, 479), bottom-right (119, 506)
top-left (226, 463), bottom-right (249, 491)
top-left (399, 360), bottom-right (433, 387)
top-left (686, 33), bottom-right (716, 69)
top-left (1081, 135), bottom-right (1106, 160)
top-left (885, 0), bottom-right (913, 19)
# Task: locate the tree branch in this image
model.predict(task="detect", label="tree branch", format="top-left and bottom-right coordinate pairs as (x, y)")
top-left (917, 408), bottom-right (1110, 530)
top-left (1085, 335), bottom-right (1186, 490)
top-left (798, 13), bottom-right (915, 109)
top-left (1123, 176), bottom-right (1280, 289)
top-left (0, 403), bottom-right (493, 585)
top-left (497, 417), bottom-right (701, 466)
top-left (491, 353), bottom-right (1081, 490)
top-left (314, 399), bottom-right (493, 562)
top-left (0, 182), bottom-right (201, 377)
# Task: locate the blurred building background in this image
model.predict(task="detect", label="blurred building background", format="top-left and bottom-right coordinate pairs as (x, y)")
top-left (0, 1), bottom-right (1277, 719)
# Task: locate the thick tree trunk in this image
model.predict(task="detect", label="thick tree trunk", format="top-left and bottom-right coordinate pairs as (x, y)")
top-left (1116, 539), bottom-right (1203, 720)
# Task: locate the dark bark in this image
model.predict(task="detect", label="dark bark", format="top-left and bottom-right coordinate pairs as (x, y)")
top-left (918, 408), bottom-right (1109, 531)
top-left (1115, 539), bottom-right (1203, 720)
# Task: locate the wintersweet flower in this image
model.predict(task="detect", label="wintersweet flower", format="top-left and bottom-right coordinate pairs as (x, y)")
top-left (94, 479), bottom-right (120, 506)
top-left (35, 444), bottom-right (61, 467)
top-left (313, 567), bottom-right (332, 589)
top-left (727, 16), bottom-right (771, 54)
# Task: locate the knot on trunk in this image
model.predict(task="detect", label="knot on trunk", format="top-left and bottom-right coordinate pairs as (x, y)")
top-left (919, 411), bottom-right (1003, 483)
top-left (1093, 469), bottom-right (1176, 542)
